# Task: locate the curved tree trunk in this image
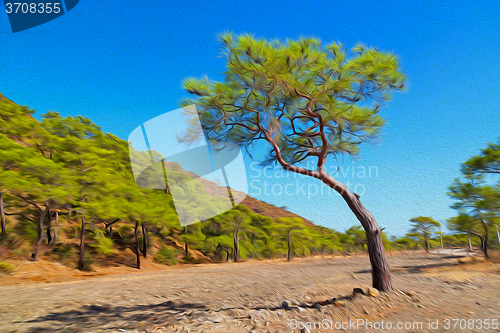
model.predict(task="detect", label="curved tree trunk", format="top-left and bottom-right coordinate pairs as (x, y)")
top-left (78, 216), bottom-right (86, 270)
top-left (233, 237), bottom-right (240, 262)
top-left (134, 220), bottom-right (141, 269)
top-left (273, 162), bottom-right (392, 290)
top-left (319, 172), bottom-right (392, 291)
top-left (478, 214), bottom-right (490, 259)
top-left (468, 230), bottom-right (489, 259)
top-left (216, 244), bottom-right (222, 262)
top-left (184, 226), bottom-right (189, 257)
top-left (51, 211), bottom-right (58, 245)
top-left (17, 196), bottom-right (48, 261)
top-left (287, 229), bottom-right (293, 262)
top-left (0, 192), bottom-right (6, 235)
top-left (46, 210), bottom-right (53, 245)
top-left (32, 204), bottom-right (49, 261)
top-left (483, 229), bottom-right (489, 259)
top-left (142, 223), bottom-right (148, 258)
top-left (233, 223), bottom-right (241, 263)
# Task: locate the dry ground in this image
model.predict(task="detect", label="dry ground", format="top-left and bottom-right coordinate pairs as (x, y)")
top-left (1, 251), bottom-right (500, 332)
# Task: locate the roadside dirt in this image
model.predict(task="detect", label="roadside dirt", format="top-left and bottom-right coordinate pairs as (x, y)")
top-left (1, 251), bottom-right (499, 332)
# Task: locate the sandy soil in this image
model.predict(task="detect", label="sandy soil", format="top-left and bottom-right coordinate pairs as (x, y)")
top-left (1, 251), bottom-right (499, 332)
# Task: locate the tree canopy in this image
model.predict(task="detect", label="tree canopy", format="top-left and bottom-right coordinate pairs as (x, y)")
top-left (408, 216), bottom-right (441, 252)
top-left (448, 138), bottom-right (500, 258)
top-left (182, 33), bottom-right (405, 169)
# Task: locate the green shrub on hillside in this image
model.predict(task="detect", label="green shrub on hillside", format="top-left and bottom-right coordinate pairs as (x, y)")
top-left (91, 234), bottom-right (114, 255)
top-left (51, 243), bottom-right (75, 264)
top-left (0, 262), bottom-right (15, 274)
top-left (155, 245), bottom-right (178, 266)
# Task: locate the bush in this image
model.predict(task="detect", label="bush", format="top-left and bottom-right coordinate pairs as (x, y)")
top-left (0, 262), bottom-right (15, 274)
top-left (52, 243), bottom-right (74, 264)
top-left (15, 219), bottom-right (38, 242)
top-left (80, 253), bottom-right (94, 271)
top-left (183, 255), bottom-right (207, 264)
top-left (91, 234), bottom-right (115, 255)
top-left (155, 245), bottom-right (178, 266)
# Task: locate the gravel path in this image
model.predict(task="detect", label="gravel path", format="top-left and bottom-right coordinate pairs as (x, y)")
top-left (1, 252), bottom-right (499, 332)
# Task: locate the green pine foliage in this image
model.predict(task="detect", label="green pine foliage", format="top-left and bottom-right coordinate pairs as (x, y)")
top-left (447, 138), bottom-right (500, 257)
top-left (155, 245), bottom-right (178, 265)
top-left (0, 262), bottom-right (15, 274)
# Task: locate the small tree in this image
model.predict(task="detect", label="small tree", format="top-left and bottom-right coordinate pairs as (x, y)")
top-left (346, 225), bottom-right (367, 254)
top-left (182, 34), bottom-right (406, 291)
top-left (448, 212), bottom-right (497, 258)
top-left (315, 226), bottom-right (336, 258)
top-left (272, 217), bottom-right (308, 262)
top-left (409, 216), bottom-right (441, 252)
top-left (448, 138), bottom-right (500, 259)
top-left (226, 211), bottom-right (254, 263)
top-left (436, 229), bottom-right (444, 251)
top-left (262, 234), bottom-right (280, 260)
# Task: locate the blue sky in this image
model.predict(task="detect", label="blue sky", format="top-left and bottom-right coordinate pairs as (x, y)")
top-left (1, 0), bottom-right (499, 236)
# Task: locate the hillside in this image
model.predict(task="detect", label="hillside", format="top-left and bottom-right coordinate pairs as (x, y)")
top-left (0, 93), bottom-right (337, 272)
top-left (241, 196), bottom-right (315, 227)
top-left (0, 93), bottom-right (10, 102)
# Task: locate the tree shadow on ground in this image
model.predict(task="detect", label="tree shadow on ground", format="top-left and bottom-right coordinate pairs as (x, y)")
top-left (23, 300), bottom-right (207, 332)
top-left (354, 260), bottom-right (464, 274)
top-left (244, 295), bottom-right (356, 315)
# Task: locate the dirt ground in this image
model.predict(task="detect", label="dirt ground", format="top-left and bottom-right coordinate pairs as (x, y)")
top-left (1, 251), bottom-right (499, 332)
